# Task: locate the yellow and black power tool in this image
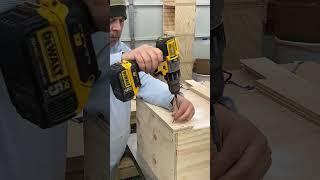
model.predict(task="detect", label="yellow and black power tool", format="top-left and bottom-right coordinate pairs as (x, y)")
top-left (110, 35), bottom-right (181, 102)
top-left (0, 0), bottom-right (99, 128)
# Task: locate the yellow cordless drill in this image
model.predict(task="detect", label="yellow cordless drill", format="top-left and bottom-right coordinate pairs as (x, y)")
top-left (110, 35), bottom-right (181, 102)
top-left (0, 0), bottom-right (99, 128)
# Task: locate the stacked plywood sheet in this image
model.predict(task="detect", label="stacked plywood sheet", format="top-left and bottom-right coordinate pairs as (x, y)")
top-left (240, 57), bottom-right (320, 125)
top-left (281, 61), bottom-right (320, 86)
top-left (136, 88), bottom-right (210, 180)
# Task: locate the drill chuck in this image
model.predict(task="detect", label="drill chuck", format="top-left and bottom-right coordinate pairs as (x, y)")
top-left (165, 71), bottom-right (180, 95)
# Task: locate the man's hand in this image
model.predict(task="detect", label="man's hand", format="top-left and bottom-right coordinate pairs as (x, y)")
top-left (172, 95), bottom-right (195, 122)
top-left (122, 45), bottom-right (163, 73)
top-left (212, 104), bottom-right (272, 180)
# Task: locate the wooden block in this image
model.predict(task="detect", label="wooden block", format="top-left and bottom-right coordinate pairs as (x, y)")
top-left (136, 89), bottom-right (210, 180)
top-left (185, 80), bottom-right (210, 101)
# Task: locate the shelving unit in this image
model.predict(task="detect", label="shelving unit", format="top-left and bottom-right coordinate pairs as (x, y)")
top-left (162, 0), bottom-right (196, 80)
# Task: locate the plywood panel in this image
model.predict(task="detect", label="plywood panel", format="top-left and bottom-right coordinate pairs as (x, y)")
top-left (241, 58), bottom-right (320, 125)
top-left (185, 80), bottom-right (210, 101)
top-left (255, 78), bottom-right (320, 125)
top-left (136, 100), bottom-right (176, 179)
top-left (176, 128), bottom-right (210, 180)
top-left (281, 61), bottom-right (320, 86)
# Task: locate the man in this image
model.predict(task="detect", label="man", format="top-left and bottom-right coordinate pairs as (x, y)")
top-left (109, 0), bottom-right (195, 178)
top-left (211, 0), bottom-right (272, 179)
top-left (0, 0), bottom-right (108, 179)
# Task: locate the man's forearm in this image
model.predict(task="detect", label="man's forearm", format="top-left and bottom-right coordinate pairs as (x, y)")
top-left (137, 73), bottom-right (174, 110)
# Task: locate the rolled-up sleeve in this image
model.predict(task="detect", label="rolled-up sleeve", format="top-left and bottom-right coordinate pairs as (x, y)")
top-left (137, 72), bottom-right (174, 110)
top-left (110, 52), bottom-right (122, 65)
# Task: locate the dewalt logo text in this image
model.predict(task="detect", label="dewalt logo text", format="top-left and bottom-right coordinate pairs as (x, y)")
top-left (38, 27), bottom-right (67, 82)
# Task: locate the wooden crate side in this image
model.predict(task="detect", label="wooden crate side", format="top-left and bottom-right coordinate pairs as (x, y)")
top-left (176, 128), bottom-right (210, 180)
top-left (136, 99), bottom-right (177, 179)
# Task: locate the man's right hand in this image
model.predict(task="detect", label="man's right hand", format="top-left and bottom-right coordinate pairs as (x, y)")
top-left (212, 104), bottom-right (272, 180)
top-left (122, 44), bottom-right (163, 73)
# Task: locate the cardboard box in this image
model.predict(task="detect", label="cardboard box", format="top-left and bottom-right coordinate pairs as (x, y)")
top-left (192, 59), bottom-right (210, 75)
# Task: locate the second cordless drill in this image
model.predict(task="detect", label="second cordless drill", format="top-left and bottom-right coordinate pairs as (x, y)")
top-left (110, 35), bottom-right (181, 102)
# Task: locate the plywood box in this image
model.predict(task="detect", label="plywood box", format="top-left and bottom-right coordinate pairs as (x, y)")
top-left (136, 89), bottom-right (210, 180)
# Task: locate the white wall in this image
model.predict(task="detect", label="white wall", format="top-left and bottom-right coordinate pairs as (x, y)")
top-left (120, 0), bottom-right (210, 59)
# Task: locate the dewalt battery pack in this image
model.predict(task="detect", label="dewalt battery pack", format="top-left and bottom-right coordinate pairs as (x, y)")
top-left (0, 0), bottom-right (99, 128)
top-left (110, 60), bottom-right (141, 102)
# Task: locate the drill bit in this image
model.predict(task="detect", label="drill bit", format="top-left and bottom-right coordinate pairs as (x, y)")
top-left (172, 94), bottom-right (180, 123)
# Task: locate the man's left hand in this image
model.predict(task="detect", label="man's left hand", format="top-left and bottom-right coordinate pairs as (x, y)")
top-left (172, 95), bottom-right (195, 122)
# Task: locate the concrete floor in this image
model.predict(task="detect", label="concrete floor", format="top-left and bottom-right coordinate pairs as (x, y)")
top-left (224, 70), bottom-right (320, 180)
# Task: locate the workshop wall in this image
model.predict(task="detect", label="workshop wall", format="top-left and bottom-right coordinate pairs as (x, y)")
top-left (120, 0), bottom-right (210, 60)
